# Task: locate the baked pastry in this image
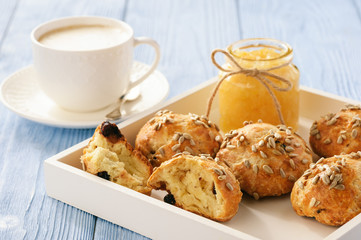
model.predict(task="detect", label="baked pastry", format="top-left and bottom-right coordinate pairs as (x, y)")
top-left (309, 104), bottom-right (361, 157)
top-left (81, 121), bottom-right (153, 195)
top-left (147, 154), bottom-right (242, 222)
top-left (216, 122), bottom-right (313, 199)
top-left (291, 153), bottom-right (361, 226)
top-left (135, 110), bottom-right (223, 167)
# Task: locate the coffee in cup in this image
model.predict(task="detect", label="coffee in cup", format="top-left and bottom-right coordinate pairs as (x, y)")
top-left (31, 16), bottom-right (160, 112)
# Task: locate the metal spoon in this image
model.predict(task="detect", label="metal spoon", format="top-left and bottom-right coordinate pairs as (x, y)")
top-left (105, 87), bottom-right (141, 120)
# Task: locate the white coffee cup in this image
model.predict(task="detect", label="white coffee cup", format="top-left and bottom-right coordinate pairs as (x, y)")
top-left (31, 16), bottom-right (160, 112)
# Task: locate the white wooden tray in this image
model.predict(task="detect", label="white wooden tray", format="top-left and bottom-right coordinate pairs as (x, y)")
top-left (44, 78), bottom-right (361, 240)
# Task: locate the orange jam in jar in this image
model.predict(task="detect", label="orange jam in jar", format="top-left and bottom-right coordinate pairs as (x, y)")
top-left (218, 38), bottom-right (299, 132)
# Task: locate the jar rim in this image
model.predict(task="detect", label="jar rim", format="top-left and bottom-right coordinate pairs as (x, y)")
top-left (227, 38), bottom-right (293, 62)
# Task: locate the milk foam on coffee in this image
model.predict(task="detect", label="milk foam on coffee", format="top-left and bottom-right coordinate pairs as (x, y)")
top-left (38, 25), bottom-right (129, 51)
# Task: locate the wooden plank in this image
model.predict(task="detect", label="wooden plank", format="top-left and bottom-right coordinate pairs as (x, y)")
top-left (0, 0), bottom-right (18, 47)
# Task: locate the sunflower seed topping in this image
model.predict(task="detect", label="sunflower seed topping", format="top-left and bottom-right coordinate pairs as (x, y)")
top-left (317, 157), bottom-right (325, 164)
top-left (252, 145), bottom-right (258, 153)
top-left (258, 140), bottom-right (265, 147)
top-left (173, 133), bottom-right (180, 141)
top-left (297, 180), bottom-right (304, 189)
top-left (178, 136), bottom-right (185, 144)
top-left (218, 175), bottom-right (226, 180)
top-left (263, 165), bottom-right (274, 174)
top-left (337, 135), bottom-right (343, 144)
top-left (225, 133), bottom-right (235, 138)
top-left (310, 129), bottom-right (320, 136)
top-left (289, 153), bottom-right (299, 157)
top-left (322, 174), bottom-right (331, 185)
top-left (279, 168), bottom-right (286, 178)
top-left (171, 144), bottom-right (181, 151)
top-left (226, 182), bottom-right (234, 191)
top-left (184, 146), bottom-right (194, 155)
top-left (285, 138), bottom-right (292, 144)
top-left (215, 135), bottom-right (222, 143)
top-left (183, 133), bottom-right (192, 140)
top-left (334, 184), bottom-right (345, 190)
top-left (352, 129), bottom-right (358, 138)
top-left (274, 132), bottom-right (282, 139)
top-left (272, 149), bottom-right (282, 156)
top-left (268, 137), bottom-right (276, 148)
top-left (253, 192), bottom-right (260, 200)
top-left (294, 142), bottom-right (301, 148)
top-left (190, 139), bottom-right (196, 146)
top-left (260, 151), bottom-right (268, 158)
top-left (323, 138), bottom-right (332, 144)
top-left (341, 158), bottom-right (347, 166)
top-left (288, 175), bottom-right (296, 181)
top-left (227, 144), bottom-right (236, 149)
top-left (278, 146), bottom-right (286, 155)
top-left (155, 122), bottom-right (162, 130)
top-left (285, 146), bottom-right (295, 152)
top-left (309, 197), bottom-right (317, 207)
top-left (213, 168), bottom-right (222, 176)
top-left (289, 159), bottom-right (296, 169)
top-left (253, 164), bottom-right (259, 174)
top-left (243, 160), bottom-right (250, 169)
top-left (312, 175), bottom-right (320, 184)
top-left (327, 118), bottom-right (337, 126)
top-left (159, 147), bottom-right (165, 156)
top-left (301, 159), bottom-right (309, 164)
top-left (303, 169), bottom-right (312, 177)
top-left (329, 179), bottom-right (338, 189)
top-left (286, 129), bottom-right (292, 135)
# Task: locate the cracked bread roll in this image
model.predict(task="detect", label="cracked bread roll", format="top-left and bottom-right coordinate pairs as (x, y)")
top-left (147, 154), bottom-right (242, 222)
top-left (81, 121), bottom-right (153, 195)
top-left (216, 122), bottom-right (313, 199)
top-left (291, 153), bottom-right (361, 226)
top-left (309, 104), bottom-right (361, 158)
top-left (135, 110), bottom-right (223, 167)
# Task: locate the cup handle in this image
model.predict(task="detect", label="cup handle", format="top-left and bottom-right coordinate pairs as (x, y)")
top-left (128, 37), bottom-right (161, 89)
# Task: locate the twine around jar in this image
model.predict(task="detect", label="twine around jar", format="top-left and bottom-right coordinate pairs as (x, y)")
top-left (206, 48), bottom-right (294, 125)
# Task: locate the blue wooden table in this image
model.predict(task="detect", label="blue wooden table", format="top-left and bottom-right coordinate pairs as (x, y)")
top-left (1, 0), bottom-right (360, 239)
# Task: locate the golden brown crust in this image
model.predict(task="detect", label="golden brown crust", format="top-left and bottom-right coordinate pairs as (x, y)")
top-left (135, 110), bottom-right (223, 167)
top-left (81, 121), bottom-right (153, 195)
top-left (291, 153), bottom-right (361, 226)
top-left (216, 122), bottom-right (312, 199)
top-left (147, 154), bottom-right (242, 222)
top-left (309, 105), bottom-right (361, 157)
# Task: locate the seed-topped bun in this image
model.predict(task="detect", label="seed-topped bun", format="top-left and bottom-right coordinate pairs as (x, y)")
top-left (291, 153), bottom-right (361, 226)
top-left (309, 104), bottom-right (361, 158)
top-left (135, 110), bottom-right (223, 167)
top-left (216, 122), bottom-right (312, 199)
top-left (81, 121), bottom-right (153, 195)
top-left (147, 154), bottom-right (242, 222)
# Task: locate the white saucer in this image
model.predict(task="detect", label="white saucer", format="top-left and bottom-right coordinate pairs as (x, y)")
top-left (0, 62), bottom-right (169, 128)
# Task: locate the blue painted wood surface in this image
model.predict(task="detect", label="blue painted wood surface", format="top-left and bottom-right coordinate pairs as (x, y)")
top-left (0, 0), bottom-right (360, 239)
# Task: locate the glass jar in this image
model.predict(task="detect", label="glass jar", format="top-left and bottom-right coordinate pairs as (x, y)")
top-left (218, 38), bottom-right (300, 133)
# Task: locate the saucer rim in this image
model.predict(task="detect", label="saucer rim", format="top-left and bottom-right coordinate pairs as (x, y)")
top-left (0, 62), bottom-right (169, 128)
